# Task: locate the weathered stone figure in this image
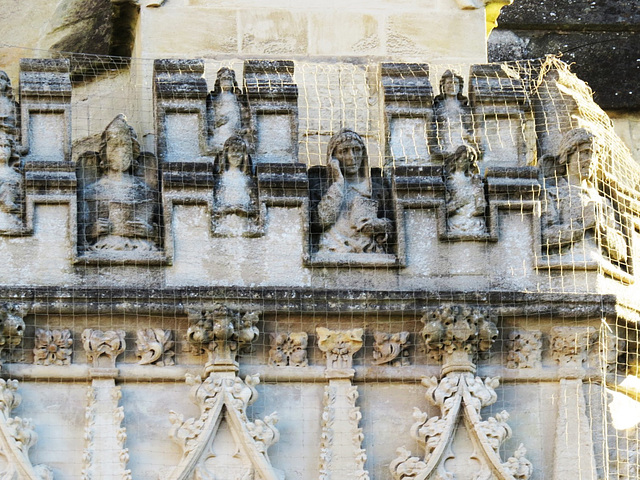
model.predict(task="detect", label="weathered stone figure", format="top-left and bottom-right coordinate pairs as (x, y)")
top-left (208, 67), bottom-right (247, 154)
top-left (0, 72), bottom-right (17, 130)
top-left (80, 114), bottom-right (158, 252)
top-left (445, 145), bottom-right (486, 236)
top-left (212, 135), bottom-right (261, 236)
top-left (433, 70), bottom-right (476, 158)
top-left (311, 129), bottom-right (393, 254)
top-left (542, 128), bottom-right (627, 262)
top-left (0, 129), bottom-right (23, 233)
top-left (215, 136), bottom-right (256, 216)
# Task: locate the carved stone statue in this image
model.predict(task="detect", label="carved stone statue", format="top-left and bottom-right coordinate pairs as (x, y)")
top-left (542, 128), bottom-right (627, 263)
top-left (213, 136), bottom-right (260, 236)
top-left (78, 114), bottom-right (159, 253)
top-left (0, 129), bottom-right (23, 233)
top-left (310, 129), bottom-right (394, 254)
top-left (207, 68), bottom-right (249, 154)
top-left (433, 70), bottom-right (476, 158)
top-left (0, 71), bottom-right (17, 131)
top-left (445, 145), bottom-right (486, 236)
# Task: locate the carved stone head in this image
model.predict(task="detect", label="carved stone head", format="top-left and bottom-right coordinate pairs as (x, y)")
top-left (214, 67), bottom-right (240, 95)
top-left (438, 70), bottom-right (467, 103)
top-left (98, 114), bottom-right (141, 174)
top-left (327, 128), bottom-right (369, 180)
top-left (446, 145), bottom-right (479, 176)
top-left (558, 128), bottom-right (598, 181)
top-left (220, 135), bottom-right (252, 174)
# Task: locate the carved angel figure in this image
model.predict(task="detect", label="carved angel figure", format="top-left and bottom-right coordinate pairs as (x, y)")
top-left (310, 129), bottom-right (394, 254)
top-left (542, 128), bottom-right (627, 263)
top-left (433, 70), bottom-right (477, 158)
top-left (207, 68), bottom-right (249, 153)
top-left (445, 145), bottom-right (486, 236)
top-left (0, 129), bottom-right (23, 233)
top-left (78, 114), bottom-right (159, 253)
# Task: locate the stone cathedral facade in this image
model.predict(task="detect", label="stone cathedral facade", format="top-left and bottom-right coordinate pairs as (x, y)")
top-left (0, 1), bottom-right (638, 479)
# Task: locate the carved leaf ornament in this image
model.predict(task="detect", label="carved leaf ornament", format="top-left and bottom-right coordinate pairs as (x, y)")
top-left (0, 379), bottom-right (52, 479)
top-left (391, 373), bottom-right (531, 480)
top-left (390, 306), bottom-right (532, 480)
top-left (166, 374), bottom-right (282, 480)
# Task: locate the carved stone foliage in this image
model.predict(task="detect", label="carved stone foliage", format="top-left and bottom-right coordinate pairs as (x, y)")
top-left (373, 331), bottom-right (410, 366)
top-left (207, 67), bottom-right (251, 155)
top-left (135, 328), bottom-right (174, 366)
top-left (316, 327), bottom-right (364, 371)
top-left (77, 114), bottom-right (161, 257)
top-left (0, 71), bottom-right (24, 235)
top-left (0, 379), bottom-right (53, 479)
top-left (82, 329), bottom-right (126, 369)
top-left (421, 305), bottom-right (497, 372)
top-left (269, 332), bottom-right (308, 367)
top-left (166, 373), bottom-right (282, 480)
top-left (212, 135), bottom-right (263, 237)
top-left (506, 330), bottom-right (542, 369)
top-left (308, 129), bottom-right (395, 259)
top-left (0, 304), bottom-right (26, 362)
top-left (433, 70), bottom-right (477, 159)
top-left (33, 328), bottom-right (73, 366)
top-left (186, 304), bottom-right (259, 372)
top-left (390, 373), bottom-right (532, 480)
top-left (444, 145), bottom-right (487, 238)
top-left (550, 326), bottom-right (596, 368)
top-left (541, 128), bottom-right (629, 267)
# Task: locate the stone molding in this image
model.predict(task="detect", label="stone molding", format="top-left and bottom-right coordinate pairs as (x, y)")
top-left (268, 332), bottom-right (308, 367)
top-left (33, 328), bottom-right (73, 366)
top-left (372, 331), bottom-right (410, 366)
top-left (135, 328), bottom-right (175, 366)
top-left (166, 372), bottom-right (282, 480)
top-left (82, 329), bottom-right (126, 369)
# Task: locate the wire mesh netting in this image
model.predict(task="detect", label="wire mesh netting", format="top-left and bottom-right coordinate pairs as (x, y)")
top-left (0, 44), bottom-right (637, 479)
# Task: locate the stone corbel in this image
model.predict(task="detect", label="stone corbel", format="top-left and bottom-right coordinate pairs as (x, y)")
top-left (316, 328), bottom-right (369, 480)
top-left (390, 306), bottom-right (532, 480)
top-left (0, 379), bottom-right (52, 479)
top-left (186, 304), bottom-right (260, 375)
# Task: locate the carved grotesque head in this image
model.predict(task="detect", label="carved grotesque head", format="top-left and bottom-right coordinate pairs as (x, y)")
top-left (99, 114), bottom-right (141, 173)
top-left (327, 128), bottom-right (369, 180)
top-left (559, 128), bottom-right (598, 181)
top-left (221, 135), bottom-right (252, 174)
top-left (215, 67), bottom-right (239, 94)
top-left (439, 70), bottom-right (465, 100)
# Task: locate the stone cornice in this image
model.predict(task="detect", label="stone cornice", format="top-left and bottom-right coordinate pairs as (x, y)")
top-left (0, 287), bottom-right (617, 317)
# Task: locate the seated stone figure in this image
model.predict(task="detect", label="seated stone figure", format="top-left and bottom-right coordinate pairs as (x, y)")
top-left (542, 128), bottom-right (627, 263)
top-left (212, 135), bottom-right (260, 236)
top-left (80, 114), bottom-right (158, 252)
top-left (445, 145), bottom-right (486, 236)
top-left (433, 70), bottom-right (477, 158)
top-left (0, 71), bottom-right (17, 131)
top-left (207, 68), bottom-right (248, 154)
top-left (0, 128), bottom-right (23, 233)
top-left (310, 129), bottom-right (394, 254)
